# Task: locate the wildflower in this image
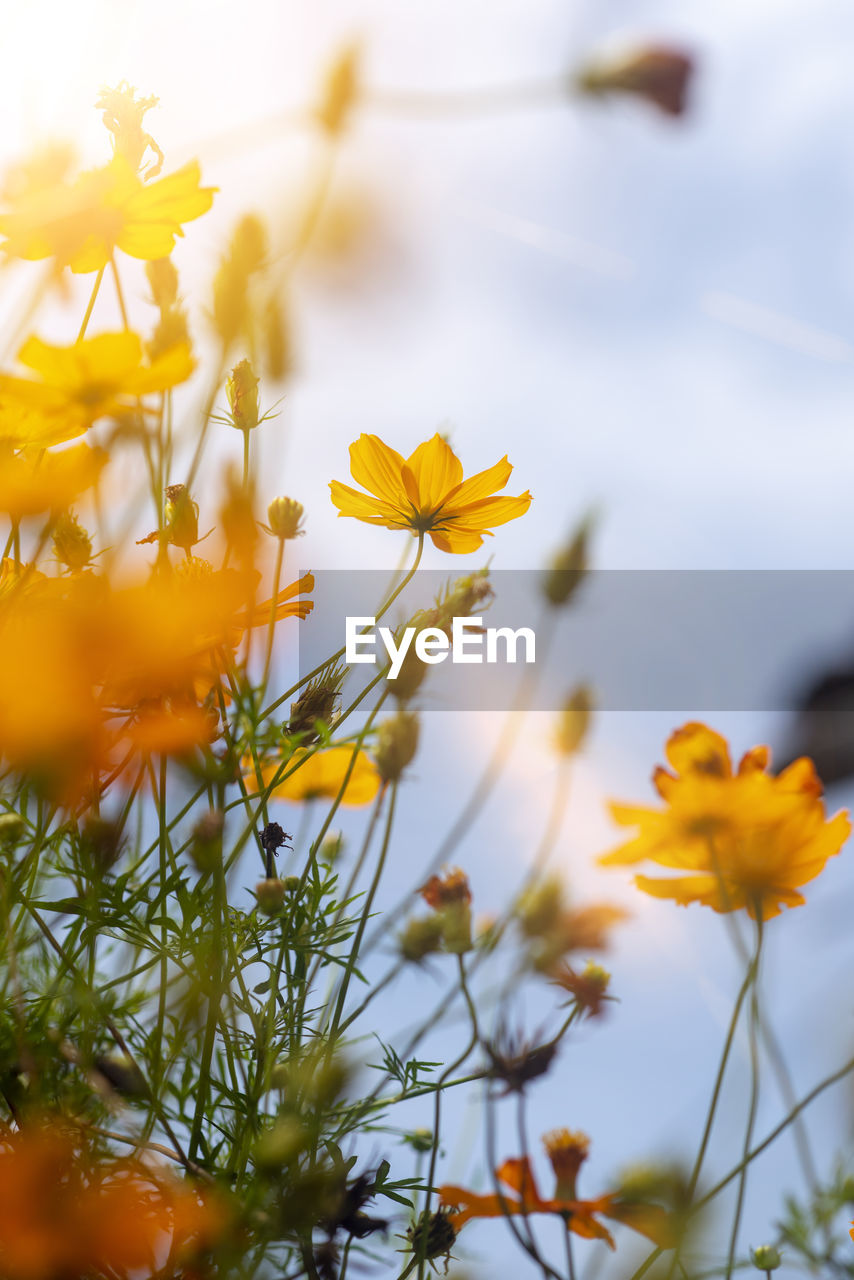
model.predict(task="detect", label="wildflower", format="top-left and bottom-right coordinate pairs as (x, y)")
top-left (211, 214), bottom-right (268, 351)
top-left (552, 960), bottom-right (612, 1019)
top-left (484, 1029), bottom-right (558, 1094)
top-left (0, 443), bottom-right (106, 519)
top-left (257, 746), bottom-right (381, 806)
top-left (0, 1121), bottom-right (222, 1280)
top-left (0, 149), bottom-right (215, 273)
top-left (404, 1209), bottom-right (457, 1272)
top-left (375, 708), bottom-right (419, 781)
top-left (576, 45), bottom-right (694, 117)
top-left (440, 1138), bottom-right (674, 1249)
top-left (330, 433), bottom-right (531, 553)
top-left (0, 331), bottom-right (193, 433)
top-left (419, 867), bottom-right (472, 953)
top-left (516, 875), bottom-right (627, 972)
top-left (599, 722), bottom-right (851, 920)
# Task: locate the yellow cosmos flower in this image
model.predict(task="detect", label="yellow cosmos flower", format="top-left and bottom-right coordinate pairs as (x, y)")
top-left (258, 746), bottom-right (380, 806)
top-left (0, 444), bottom-right (106, 519)
top-left (0, 154), bottom-right (215, 273)
top-left (329, 432), bottom-right (531, 554)
top-left (0, 331), bottom-right (193, 434)
top-left (599, 722), bottom-right (851, 920)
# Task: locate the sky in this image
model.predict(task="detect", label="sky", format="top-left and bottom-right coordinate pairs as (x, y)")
top-left (4, 1), bottom-right (854, 1275)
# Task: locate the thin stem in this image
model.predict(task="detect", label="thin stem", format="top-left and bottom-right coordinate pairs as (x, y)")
top-left (77, 266), bottom-right (106, 341)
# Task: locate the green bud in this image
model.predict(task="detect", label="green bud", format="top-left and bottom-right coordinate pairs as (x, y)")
top-left (751, 1246), bottom-right (782, 1271)
top-left (267, 496), bottom-right (305, 540)
top-left (555, 685), bottom-right (594, 755)
top-left (255, 878), bottom-right (286, 916)
top-left (375, 709), bottom-right (419, 782)
top-left (52, 510), bottom-right (93, 572)
top-left (543, 518), bottom-right (591, 608)
top-left (226, 359), bottom-right (260, 432)
top-left (164, 483), bottom-right (199, 551)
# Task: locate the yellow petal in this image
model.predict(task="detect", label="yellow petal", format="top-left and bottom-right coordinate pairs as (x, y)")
top-left (347, 433), bottom-right (408, 505)
top-left (429, 527), bottom-right (485, 554)
top-left (438, 492), bottom-right (532, 530)
top-left (263, 746), bottom-right (380, 806)
top-left (664, 722), bottom-right (732, 780)
top-left (125, 341), bottom-right (195, 395)
top-left (329, 479), bottom-right (404, 525)
top-left (441, 455), bottom-right (512, 507)
top-left (116, 161), bottom-right (216, 260)
top-left (403, 434), bottom-right (463, 511)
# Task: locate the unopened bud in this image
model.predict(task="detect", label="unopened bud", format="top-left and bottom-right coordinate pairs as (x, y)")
top-left (375, 709), bottom-right (419, 782)
top-left (751, 1245), bottom-right (782, 1271)
top-left (267, 497), bottom-right (305, 541)
top-left (164, 483), bottom-right (199, 552)
top-left (256, 878), bottom-right (286, 915)
top-left (555, 686), bottom-right (594, 755)
top-left (263, 293), bottom-right (293, 382)
top-left (398, 915), bottom-right (444, 963)
top-left (191, 810), bottom-right (224, 873)
top-left (145, 257), bottom-right (179, 311)
top-left (254, 1117), bottom-right (306, 1169)
top-left (0, 813), bottom-right (25, 846)
top-left (52, 510), bottom-right (93, 572)
top-left (543, 519), bottom-right (591, 607)
top-left (226, 359), bottom-right (260, 432)
top-left (315, 45), bottom-right (360, 135)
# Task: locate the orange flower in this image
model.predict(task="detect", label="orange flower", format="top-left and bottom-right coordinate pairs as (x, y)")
top-left (330, 432), bottom-right (531, 554)
top-left (599, 722), bottom-right (851, 920)
top-left (0, 1121), bottom-right (223, 1280)
top-left (0, 153), bottom-right (215, 273)
top-left (0, 330), bottom-right (193, 435)
top-left (440, 1141), bottom-right (674, 1251)
top-left (0, 443), bottom-right (107, 519)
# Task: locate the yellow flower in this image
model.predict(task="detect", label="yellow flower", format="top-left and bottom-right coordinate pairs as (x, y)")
top-left (329, 432), bottom-right (531, 553)
top-left (0, 331), bottom-right (193, 433)
top-left (599, 722), bottom-right (851, 920)
top-left (258, 746), bottom-right (380, 806)
top-left (0, 153), bottom-right (215, 273)
top-left (0, 444), bottom-right (106, 519)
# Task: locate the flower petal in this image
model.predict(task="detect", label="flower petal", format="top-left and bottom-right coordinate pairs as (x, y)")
top-left (348, 433), bottom-right (408, 505)
top-left (404, 434), bottom-right (463, 511)
top-left (441, 455), bottom-right (512, 507)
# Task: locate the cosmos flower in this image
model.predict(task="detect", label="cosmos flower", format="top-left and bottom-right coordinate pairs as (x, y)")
top-left (599, 722), bottom-right (850, 920)
top-left (257, 745), bottom-right (381, 806)
top-left (0, 153), bottom-right (215, 273)
top-left (329, 432), bottom-right (531, 554)
top-left (0, 330), bottom-right (193, 435)
top-left (0, 443), bottom-right (107, 520)
top-left (440, 1131), bottom-right (674, 1250)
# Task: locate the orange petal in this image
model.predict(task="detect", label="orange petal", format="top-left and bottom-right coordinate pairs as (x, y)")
top-left (403, 434), bottom-right (463, 511)
top-left (442, 455), bottom-right (513, 507)
top-left (348, 433), bottom-right (408, 505)
top-left (664, 723), bottom-right (732, 780)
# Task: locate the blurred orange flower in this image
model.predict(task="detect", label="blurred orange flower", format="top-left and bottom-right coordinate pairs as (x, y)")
top-left (0, 330), bottom-right (193, 435)
top-left (0, 153), bottom-right (215, 273)
top-left (599, 722), bottom-right (851, 920)
top-left (440, 1136), bottom-right (674, 1250)
top-left (330, 432), bottom-right (531, 554)
top-left (0, 443), bottom-right (106, 519)
top-left (0, 1122), bottom-right (222, 1280)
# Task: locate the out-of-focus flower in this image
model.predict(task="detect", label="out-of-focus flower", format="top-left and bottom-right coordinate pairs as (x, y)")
top-left (484, 1029), bottom-right (558, 1094)
top-left (753, 1244), bottom-right (783, 1271)
top-left (419, 867), bottom-right (473, 953)
top-left (52, 510), bottom-right (94, 572)
top-left (542, 517), bottom-right (591, 607)
top-left (599, 722), bottom-right (851, 920)
top-left (0, 443), bottom-right (106, 519)
top-left (315, 45), bottom-right (361, 135)
top-left (267, 496), bottom-right (305, 541)
top-left (330, 433), bottom-right (531, 554)
top-left (555, 685), bottom-right (594, 755)
top-left (211, 213), bottom-right (268, 352)
top-left (576, 45), bottom-right (694, 118)
top-left (0, 151), bottom-right (215, 273)
top-left (0, 331), bottom-right (193, 434)
top-left (516, 875), bottom-right (627, 973)
top-left (0, 1121), bottom-right (222, 1280)
top-left (257, 745), bottom-right (381, 806)
top-left (375, 707), bottom-right (419, 782)
top-left (440, 1141), bottom-right (674, 1249)
top-left (552, 960), bottom-right (612, 1019)
top-left (97, 83), bottom-right (163, 176)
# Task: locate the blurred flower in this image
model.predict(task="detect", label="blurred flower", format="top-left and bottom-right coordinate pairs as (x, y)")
top-left (52, 510), bottom-right (94, 572)
top-left (211, 213), bottom-right (268, 352)
top-left (225, 359), bottom-right (260, 432)
top-left (0, 331), bottom-right (193, 434)
top-left (0, 443), bottom-right (106, 519)
top-left (484, 1028), bottom-right (558, 1094)
top-left (315, 45), bottom-right (361, 135)
top-left (0, 152), bottom-right (214, 273)
top-left (257, 746), bottom-right (380, 806)
top-left (419, 867), bottom-right (472, 953)
top-left (576, 45), bottom-right (694, 118)
top-left (542, 517), bottom-right (591, 607)
top-left (753, 1244), bottom-right (783, 1270)
top-left (330, 433), bottom-right (531, 554)
top-left (599, 722), bottom-right (851, 920)
top-left (97, 83), bottom-right (163, 176)
top-left (440, 1147), bottom-right (673, 1249)
top-left (555, 685), bottom-right (594, 756)
top-left (516, 875), bottom-right (627, 972)
top-left (552, 960), bottom-right (612, 1019)
top-left (0, 1121), bottom-right (222, 1280)
top-left (375, 707), bottom-right (419, 782)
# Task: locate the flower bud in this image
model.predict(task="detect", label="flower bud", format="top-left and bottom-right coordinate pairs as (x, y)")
top-left (552, 960), bottom-right (611, 1018)
top-left (255, 878), bottom-right (287, 915)
top-left (543, 518), bottom-right (591, 608)
top-left (406, 1128), bottom-right (434, 1154)
top-left (419, 868), bottom-right (473, 954)
top-left (375, 709), bottom-right (419, 782)
top-left (254, 1117), bottom-right (306, 1170)
top-left (575, 45), bottom-right (694, 118)
top-left (147, 307), bottom-right (189, 362)
top-left (287, 667), bottom-right (343, 740)
top-left (751, 1245), bottom-right (782, 1271)
top-left (226, 359), bottom-right (260, 432)
top-left (191, 810), bottom-right (224, 873)
top-left (0, 813), bottom-right (25, 846)
top-left (145, 257), bottom-right (179, 311)
top-left (387, 643), bottom-right (429, 702)
top-left (398, 915), bottom-right (444, 963)
top-left (315, 45), bottom-right (360, 135)
top-left (52, 510), bottom-right (93, 572)
top-left (264, 293), bottom-right (293, 382)
top-left (555, 685), bottom-right (594, 756)
top-left (164, 483), bottom-right (199, 552)
top-left (267, 497), bottom-right (305, 541)
top-left (319, 831), bottom-right (344, 863)
top-left (543, 1128), bottom-right (590, 1200)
